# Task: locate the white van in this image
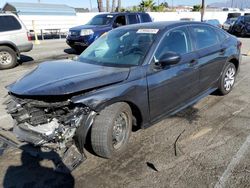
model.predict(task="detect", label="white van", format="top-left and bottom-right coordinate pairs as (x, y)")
top-left (0, 13), bottom-right (33, 69)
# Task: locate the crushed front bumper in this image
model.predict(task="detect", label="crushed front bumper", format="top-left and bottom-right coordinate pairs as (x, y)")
top-left (0, 127), bottom-right (86, 173)
top-left (2, 95), bottom-right (97, 173)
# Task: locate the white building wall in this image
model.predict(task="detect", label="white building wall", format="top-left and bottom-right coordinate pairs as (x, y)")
top-left (18, 11), bottom-right (244, 32)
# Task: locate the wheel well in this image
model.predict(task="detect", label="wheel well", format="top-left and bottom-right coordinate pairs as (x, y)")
top-left (229, 58), bottom-right (239, 72)
top-left (126, 102), bottom-right (143, 130)
top-left (0, 44), bottom-right (19, 57)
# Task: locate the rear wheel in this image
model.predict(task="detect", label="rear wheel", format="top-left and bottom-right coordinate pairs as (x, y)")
top-left (91, 102), bottom-right (132, 158)
top-left (0, 46), bottom-right (17, 70)
top-left (218, 62), bottom-right (237, 95)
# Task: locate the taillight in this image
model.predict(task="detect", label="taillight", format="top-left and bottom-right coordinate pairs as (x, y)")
top-left (27, 32), bottom-right (32, 41)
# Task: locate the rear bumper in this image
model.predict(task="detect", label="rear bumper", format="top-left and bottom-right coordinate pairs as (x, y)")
top-left (18, 43), bottom-right (33, 53)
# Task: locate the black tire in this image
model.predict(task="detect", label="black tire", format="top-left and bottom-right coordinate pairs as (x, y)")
top-left (91, 102), bottom-right (132, 158)
top-left (218, 62), bottom-right (237, 95)
top-left (0, 46), bottom-right (17, 70)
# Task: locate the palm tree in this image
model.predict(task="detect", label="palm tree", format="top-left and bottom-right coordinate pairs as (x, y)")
top-left (111, 0), bottom-right (116, 12)
top-left (117, 0), bottom-right (121, 12)
top-left (106, 0), bottom-right (110, 12)
top-left (140, 0), bottom-right (155, 12)
top-left (97, 0), bottom-right (104, 12)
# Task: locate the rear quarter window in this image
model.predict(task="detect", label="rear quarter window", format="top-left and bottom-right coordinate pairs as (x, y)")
top-left (215, 28), bottom-right (228, 42)
top-left (127, 14), bottom-right (139, 24)
top-left (0, 15), bottom-right (22, 32)
top-left (190, 26), bottom-right (219, 50)
top-left (140, 14), bottom-right (151, 23)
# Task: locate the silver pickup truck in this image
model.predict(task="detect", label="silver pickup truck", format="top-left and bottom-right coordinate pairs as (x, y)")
top-left (0, 13), bottom-right (33, 70)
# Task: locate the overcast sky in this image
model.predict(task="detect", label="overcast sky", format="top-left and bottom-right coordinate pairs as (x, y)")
top-left (0, 0), bottom-right (224, 9)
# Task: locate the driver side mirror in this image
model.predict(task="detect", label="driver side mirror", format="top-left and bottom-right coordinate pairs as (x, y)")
top-left (156, 52), bottom-right (181, 68)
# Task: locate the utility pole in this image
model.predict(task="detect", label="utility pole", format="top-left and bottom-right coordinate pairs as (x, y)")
top-left (111, 0), bottom-right (116, 12)
top-left (201, 0), bottom-right (205, 22)
top-left (117, 0), bottom-right (121, 12)
top-left (106, 0), bottom-right (110, 12)
top-left (89, 0), bottom-right (92, 11)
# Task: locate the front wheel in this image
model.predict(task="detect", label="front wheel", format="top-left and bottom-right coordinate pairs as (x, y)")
top-left (218, 62), bottom-right (237, 95)
top-left (91, 102), bottom-right (132, 158)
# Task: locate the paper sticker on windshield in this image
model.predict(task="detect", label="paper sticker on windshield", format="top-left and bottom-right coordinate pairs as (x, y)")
top-left (137, 29), bottom-right (159, 34)
top-left (107, 15), bottom-right (113, 18)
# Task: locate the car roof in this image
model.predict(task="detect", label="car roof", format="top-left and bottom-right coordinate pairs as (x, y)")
top-left (96, 12), bottom-right (148, 16)
top-left (114, 21), bottom-right (206, 31)
top-left (0, 12), bottom-right (17, 16)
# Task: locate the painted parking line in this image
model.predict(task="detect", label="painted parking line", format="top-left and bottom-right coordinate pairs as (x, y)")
top-left (214, 133), bottom-right (250, 188)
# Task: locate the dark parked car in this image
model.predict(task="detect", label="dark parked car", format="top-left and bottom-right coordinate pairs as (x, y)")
top-left (223, 17), bottom-right (238, 31)
top-left (66, 12), bottom-right (152, 53)
top-left (230, 15), bottom-right (250, 36)
top-left (4, 22), bottom-right (241, 170)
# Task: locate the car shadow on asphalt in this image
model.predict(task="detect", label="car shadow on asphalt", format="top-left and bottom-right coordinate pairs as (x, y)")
top-left (64, 48), bottom-right (84, 55)
top-left (3, 145), bottom-right (75, 188)
top-left (19, 54), bottom-right (34, 63)
top-left (174, 106), bottom-right (201, 124)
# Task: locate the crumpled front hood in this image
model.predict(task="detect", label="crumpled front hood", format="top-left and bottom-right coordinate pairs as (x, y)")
top-left (7, 60), bottom-right (130, 96)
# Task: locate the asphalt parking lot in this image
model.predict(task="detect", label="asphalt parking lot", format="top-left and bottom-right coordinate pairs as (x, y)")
top-left (0, 38), bottom-right (250, 188)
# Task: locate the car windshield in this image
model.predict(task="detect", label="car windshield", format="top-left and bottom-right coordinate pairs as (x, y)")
top-left (87, 14), bottom-right (114, 25)
top-left (79, 28), bottom-right (158, 67)
top-left (229, 18), bottom-right (237, 23)
top-left (245, 16), bottom-right (250, 23)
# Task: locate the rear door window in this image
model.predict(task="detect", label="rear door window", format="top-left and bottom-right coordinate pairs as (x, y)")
top-left (0, 16), bottom-right (22, 32)
top-left (190, 26), bottom-right (219, 50)
top-left (140, 14), bottom-right (151, 23)
top-left (127, 14), bottom-right (139, 24)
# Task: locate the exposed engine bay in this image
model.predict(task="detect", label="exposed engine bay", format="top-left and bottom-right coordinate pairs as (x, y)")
top-left (4, 94), bottom-right (95, 172)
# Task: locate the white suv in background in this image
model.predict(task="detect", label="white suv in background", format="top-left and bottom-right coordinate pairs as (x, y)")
top-left (0, 13), bottom-right (33, 70)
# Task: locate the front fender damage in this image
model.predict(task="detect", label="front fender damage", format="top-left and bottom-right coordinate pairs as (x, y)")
top-left (4, 95), bottom-right (97, 173)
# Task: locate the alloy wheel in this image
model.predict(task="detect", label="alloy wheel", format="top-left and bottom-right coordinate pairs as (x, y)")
top-left (224, 67), bottom-right (236, 91)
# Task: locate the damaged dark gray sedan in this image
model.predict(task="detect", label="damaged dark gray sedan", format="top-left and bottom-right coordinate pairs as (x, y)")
top-left (4, 21), bottom-right (241, 171)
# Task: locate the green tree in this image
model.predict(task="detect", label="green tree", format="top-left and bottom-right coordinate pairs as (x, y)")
top-left (152, 5), bottom-right (165, 12)
top-left (161, 2), bottom-right (168, 8)
top-left (139, 0), bottom-right (155, 11)
top-left (192, 4), bottom-right (202, 11)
